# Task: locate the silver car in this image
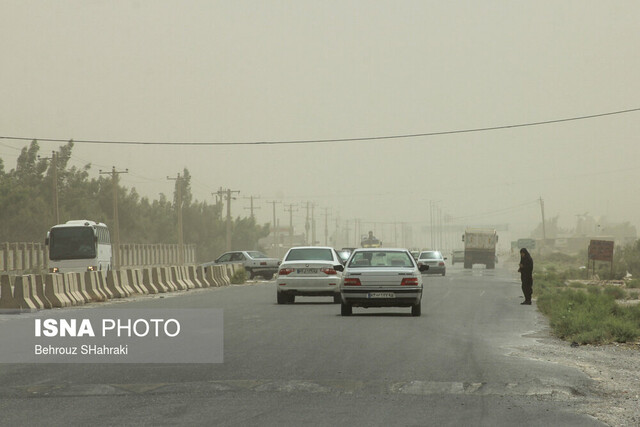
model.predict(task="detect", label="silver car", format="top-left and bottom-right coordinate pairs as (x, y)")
top-left (206, 250), bottom-right (281, 280)
top-left (339, 248), bottom-right (428, 316)
top-left (417, 250), bottom-right (447, 276)
top-left (276, 246), bottom-right (344, 304)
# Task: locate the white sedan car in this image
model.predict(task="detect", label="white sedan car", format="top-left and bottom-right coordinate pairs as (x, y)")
top-left (339, 248), bottom-right (429, 316)
top-left (276, 246), bottom-right (345, 304)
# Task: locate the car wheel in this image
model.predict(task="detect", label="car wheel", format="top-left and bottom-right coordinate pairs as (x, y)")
top-left (333, 294), bottom-right (341, 304)
top-left (464, 262), bottom-right (471, 269)
top-left (277, 292), bottom-right (286, 304)
top-left (411, 303), bottom-right (421, 317)
top-left (287, 294), bottom-right (295, 304)
top-left (341, 302), bottom-right (352, 316)
top-left (442, 272), bottom-right (446, 276)
top-left (263, 273), bottom-right (274, 280)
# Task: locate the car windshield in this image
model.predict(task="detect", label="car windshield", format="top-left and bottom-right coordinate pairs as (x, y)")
top-left (419, 251), bottom-right (442, 260)
top-left (246, 251), bottom-right (268, 259)
top-left (285, 248), bottom-right (333, 261)
top-left (348, 251), bottom-right (414, 268)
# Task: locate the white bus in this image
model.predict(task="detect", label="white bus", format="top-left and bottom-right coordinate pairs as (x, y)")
top-left (45, 220), bottom-right (112, 273)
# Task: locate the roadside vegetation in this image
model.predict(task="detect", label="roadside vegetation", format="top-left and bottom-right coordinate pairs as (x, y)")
top-left (532, 242), bottom-right (640, 345)
top-left (0, 140), bottom-right (270, 262)
top-left (230, 267), bottom-right (248, 284)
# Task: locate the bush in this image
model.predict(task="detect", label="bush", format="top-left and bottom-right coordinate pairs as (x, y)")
top-left (627, 279), bottom-right (640, 289)
top-left (603, 285), bottom-right (626, 300)
top-left (230, 267), bottom-right (247, 284)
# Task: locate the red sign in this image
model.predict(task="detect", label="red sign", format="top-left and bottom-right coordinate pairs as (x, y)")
top-left (588, 240), bottom-right (614, 262)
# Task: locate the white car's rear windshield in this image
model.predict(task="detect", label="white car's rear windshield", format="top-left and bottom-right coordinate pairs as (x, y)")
top-left (348, 251), bottom-right (414, 268)
top-left (419, 251), bottom-right (442, 260)
top-left (285, 248), bottom-right (333, 261)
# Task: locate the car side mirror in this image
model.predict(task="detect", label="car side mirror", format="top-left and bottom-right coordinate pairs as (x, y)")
top-left (443, 257), bottom-right (448, 260)
top-left (419, 264), bottom-right (429, 272)
top-left (334, 264), bottom-right (344, 272)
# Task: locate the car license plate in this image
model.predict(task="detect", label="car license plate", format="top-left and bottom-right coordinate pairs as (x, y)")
top-left (297, 268), bottom-right (318, 274)
top-left (367, 292), bottom-right (395, 298)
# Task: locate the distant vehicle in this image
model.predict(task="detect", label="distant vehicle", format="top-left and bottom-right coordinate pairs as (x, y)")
top-left (339, 248), bottom-right (428, 316)
top-left (45, 220), bottom-right (112, 273)
top-left (361, 231), bottom-right (382, 248)
top-left (276, 246), bottom-right (344, 304)
top-left (203, 251), bottom-right (280, 280)
top-left (410, 250), bottom-right (420, 261)
top-left (417, 250), bottom-right (447, 276)
top-left (451, 250), bottom-right (465, 265)
top-left (462, 228), bottom-right (498, 269)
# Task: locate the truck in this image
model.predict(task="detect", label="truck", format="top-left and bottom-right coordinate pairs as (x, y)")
top-left (361, 231), bottom-right (382, 248)
top-left (462, 228), bottom-right (498, 269)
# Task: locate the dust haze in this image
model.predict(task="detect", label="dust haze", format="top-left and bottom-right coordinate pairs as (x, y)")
top-left (1, 1), bottom-right (639, 252)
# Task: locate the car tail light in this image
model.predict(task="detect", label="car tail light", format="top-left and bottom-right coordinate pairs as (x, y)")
top-left (321, 267), bottom-right (337, 275)
top-left (343, 278), bottom-right (361, 286)
top-left (439, 262), bottom-right (445, 266)
top-left (401, 277), bottom-right (419, 286)
top-left (279, 268), bottom-right (294, 276)
top-left (260, 262), bottom-right (267, 266)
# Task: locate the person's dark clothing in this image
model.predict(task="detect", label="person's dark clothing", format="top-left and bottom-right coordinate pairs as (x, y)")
top-left (518, 249), bottom-right (533, 303)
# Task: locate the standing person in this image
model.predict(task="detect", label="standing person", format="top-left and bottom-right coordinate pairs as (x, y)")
top-left (518, 248), bottom-right (534, 305)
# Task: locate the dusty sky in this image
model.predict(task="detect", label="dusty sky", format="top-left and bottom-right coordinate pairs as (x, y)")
top-left (1, 1), bottom-right (639, 248)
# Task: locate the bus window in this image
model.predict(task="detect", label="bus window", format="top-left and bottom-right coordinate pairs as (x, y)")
top-left (49, 227), bottom-right (96, 260)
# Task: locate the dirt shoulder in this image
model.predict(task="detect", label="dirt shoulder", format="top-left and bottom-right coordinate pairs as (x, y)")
top-left (510, 319), bottom-right (640, 426)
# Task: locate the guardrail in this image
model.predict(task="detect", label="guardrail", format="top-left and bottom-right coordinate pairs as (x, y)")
top-left (0, 263), bottom-right (243, 310)
top-left (0, 242), bottom-right (196, 273)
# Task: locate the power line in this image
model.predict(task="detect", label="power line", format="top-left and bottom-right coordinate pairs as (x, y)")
top-left (1, 107), bottom-right (638, 146)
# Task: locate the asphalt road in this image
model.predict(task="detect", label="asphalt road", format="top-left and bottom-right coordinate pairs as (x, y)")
top-left (0, 264), bottom-right (604, 426)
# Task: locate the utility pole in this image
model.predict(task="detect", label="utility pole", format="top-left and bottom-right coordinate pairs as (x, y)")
top-left (39, 151), bottom-right (60, 224)
top-left (311, 204), bottom-right (317, 246)
top-left (167, 173), bottom-right (185, 265)
top-left (305, 202), bottom-right (311, 245)
top-left (267, 201), bottom-right (281, 257)
top-left (216, 188), bottom-right (240, 251)
top-left (323, 208), bottom-right (331, 246)
top-left (100, 166), bottom-right (128, 269)
top-left (284, 204), bottom-right (297, 248)
top-left (539, 197), bottom-right (547, 247)
top-left (243, 195), bottom-right (260, 220)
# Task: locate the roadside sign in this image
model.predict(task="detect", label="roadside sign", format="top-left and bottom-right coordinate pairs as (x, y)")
top-left (588, 240), bottom-right (614, 262)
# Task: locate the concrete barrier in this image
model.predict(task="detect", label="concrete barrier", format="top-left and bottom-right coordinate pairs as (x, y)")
top-left (151, 268), bottom-right (169, 293)
top-left (141, 268), bottom-right (160, 294)
top-left (161, 267), bottom-right (179, 292)
top-left (196, 266), bottom-right (212, 288)
top-left (84, 271), bottom-right (107, 302)
top-left (62, 273), bottom-right (82, 306)
top-left (0, 275), bottom-right (20, 309)
top-left (181, 266), bottom-right (196, 289)
top-left (44, 274), bottom-right (72, 308)
top-left (203, 265), bottom-right (217, 287)
top-left (126, 269), bottom-right (147, 295)
top-left (34, 275), bottom-right (53, 309)
top-left (13, 275), bottom-right (39, 310)
top-left (106, 270), bottom-right (128, 298)
top-left (188, 265), bottom-right (204, 288)
top-left (170, 266), bottom-right (188, 291)
top-left (74, 273), bottom-right (93, 304)
top-left (97, 271), bottom-right (114, 299)
top-left (116, 270), bottom-right (136, 296)
top-left (220, 265), bottom-right (232, 286)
